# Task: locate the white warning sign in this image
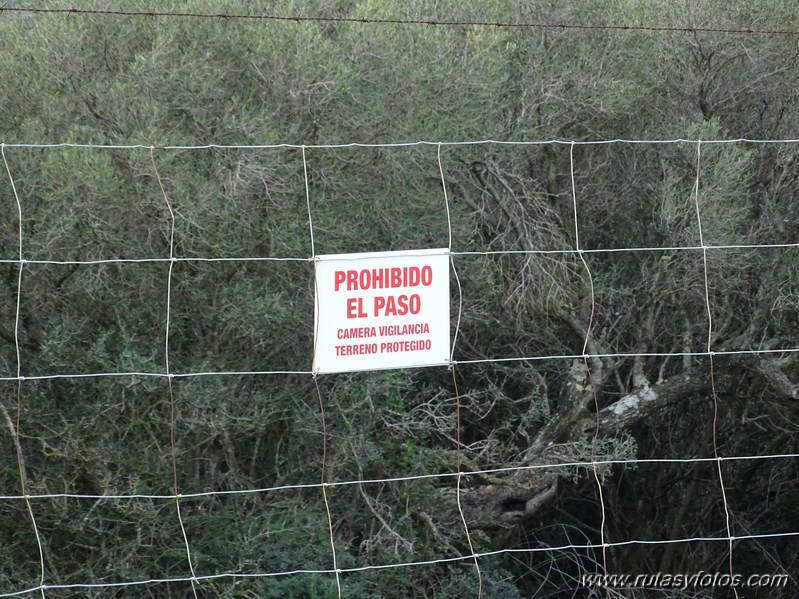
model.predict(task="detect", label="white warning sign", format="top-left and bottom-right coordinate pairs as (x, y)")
top-left (313, 248), bottom-right (450, 374)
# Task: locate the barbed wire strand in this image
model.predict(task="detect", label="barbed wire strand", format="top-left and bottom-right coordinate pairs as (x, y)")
top-left (691, 140), bottom-right (739, 599)
top-left (2, 5), bottom-right (799, 36)
top-left (1, 143), bottom-right (48, 599)
top-left (440, 141), bottom-right (483, 596)
top-left (150, 146), bottom-right (200, 599)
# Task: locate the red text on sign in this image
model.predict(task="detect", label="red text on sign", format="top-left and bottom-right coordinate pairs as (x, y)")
top-left (334, 266), bottom-right (433, 291)
top-left (346, 297), bottom-right (368, 319)
top-left (335, 343), bottom-right (378, 356)
top-left (374, 294), bottom-right (420, 317)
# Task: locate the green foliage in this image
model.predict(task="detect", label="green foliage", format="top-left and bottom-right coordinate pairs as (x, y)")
top-left (656, 118), bottom-right (756, 247)
top-left (1, 1), bottom-right (799, 597)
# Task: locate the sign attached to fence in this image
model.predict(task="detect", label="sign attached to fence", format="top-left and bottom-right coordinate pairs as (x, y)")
top-left (313, 248), bottom-right (450, 374)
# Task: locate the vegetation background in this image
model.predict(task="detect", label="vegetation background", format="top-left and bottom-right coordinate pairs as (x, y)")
top-left (1, 1), bottom-right (798, 597)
